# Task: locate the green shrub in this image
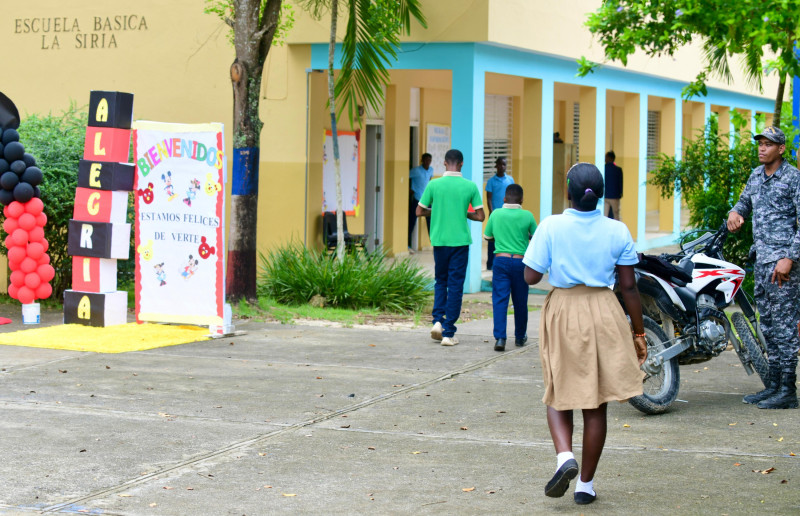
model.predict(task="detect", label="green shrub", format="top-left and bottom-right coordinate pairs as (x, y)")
top-left (258, 242), bottom-right (432, 312)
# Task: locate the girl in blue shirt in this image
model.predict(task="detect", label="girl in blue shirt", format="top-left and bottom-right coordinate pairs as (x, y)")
top-left (523, 163), bottom-right (647, 505)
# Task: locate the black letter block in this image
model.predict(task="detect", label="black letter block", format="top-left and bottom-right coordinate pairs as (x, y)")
top-left (68, 220), bottom-right (131, 259)
top-left (64, 290), bottom-right (128, 327)
top-left (78, 160), bottom-right (135, 191)
top-left (88, 91), bottom-right (134, 129)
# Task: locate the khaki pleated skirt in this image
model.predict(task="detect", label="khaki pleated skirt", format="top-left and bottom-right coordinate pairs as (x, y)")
top-left (539, 285), bottom-right (644, 410)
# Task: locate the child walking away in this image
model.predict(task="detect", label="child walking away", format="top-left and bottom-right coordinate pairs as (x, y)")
top-left (522, 163), bottom-right (647, 505)
top-left (483, 184), bottom-right (537, 351)
top-left (417, 149), bottom-right (485, 346)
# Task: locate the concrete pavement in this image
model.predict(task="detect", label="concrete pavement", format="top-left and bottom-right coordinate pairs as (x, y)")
top-left (0, 304), bottom-right (799, 515)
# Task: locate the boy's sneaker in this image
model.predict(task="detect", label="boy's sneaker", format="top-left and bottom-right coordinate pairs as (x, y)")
top-left (430, 322), bottom-right (443, 341)
top-left (441, 336), bottom-right (459, 346)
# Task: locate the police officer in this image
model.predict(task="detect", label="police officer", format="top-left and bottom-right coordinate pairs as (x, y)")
top-left (728, 126), bottom-right (800, 409)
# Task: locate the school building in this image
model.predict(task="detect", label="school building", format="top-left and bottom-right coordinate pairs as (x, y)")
top-left (1, 1), bottom-right (778, 293)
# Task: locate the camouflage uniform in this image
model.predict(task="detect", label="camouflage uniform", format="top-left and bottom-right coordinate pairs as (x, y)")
top-left (732, 157), bottom-right (800, 375)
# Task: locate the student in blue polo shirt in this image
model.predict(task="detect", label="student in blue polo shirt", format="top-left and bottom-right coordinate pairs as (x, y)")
top-left (523, 162), bottom-right (647, 505)
top-left (485, 157), bottom-right (514, 270)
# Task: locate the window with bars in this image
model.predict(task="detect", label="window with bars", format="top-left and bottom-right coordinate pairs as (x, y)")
top-left (572, 102), bottom-right (580, 158)
top-left (647, 111), bottom-right (660, 173)
top-left (483, 95), bottom-right (513, 181)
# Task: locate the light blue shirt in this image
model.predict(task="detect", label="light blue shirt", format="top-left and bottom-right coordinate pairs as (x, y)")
top-left (486, 174), bottom-right (515, 210)
top-left (409, 165), bottom-right (434, 201)
top-left (522, 209), bottom-right (639, 288)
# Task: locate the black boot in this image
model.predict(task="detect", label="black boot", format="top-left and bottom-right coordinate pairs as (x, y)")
top-left (757, 372), bottom-right (798, 409)
top-left (743, 365), bottom-right (780, 404)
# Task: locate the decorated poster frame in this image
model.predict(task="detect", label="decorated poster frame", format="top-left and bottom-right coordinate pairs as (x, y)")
top-left (425, 123), bottom-right (451, 177)
top-left (321, 130), bottom-right (360, 215)
top-left (132, 121), bottom-right (226, 326)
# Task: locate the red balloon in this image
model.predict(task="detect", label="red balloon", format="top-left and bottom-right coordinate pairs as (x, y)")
top-left (24, 272), bottom-right (41, 289)
top-left (7, 284), bottom-right (19, 300)
top-left (37, 253), bottom-right (50, 265)
top-left (35, 282), bottom-right (52, 300)
top-left (35, 212), bottom-right (47, 227)
top-left (3, 217), bottom-right (18, 234)
top-left (26, 242), bottom-right (44, 260)
top-left (24, 197), bottom-right (44, 216)
top-left (2, 205), bottom-right (8, 218)
top-left (37, 263), bottom-right (55, 282)
top-left (20, 257), bottom-right (37, 273)
top-left (28, 226), bottom-right (45, 243)
top-left (8, 246), bottom-right (26, 267)
top-left (11, 228), bottom-right (28, 246)
top-left (18, 213), bottom-right (36, 231)
top-left (9, 270), bottom-right (25, 287)
top-left (41, 238), bottom-right (49, 252)
top-left (6, 201), bottom-right (24, 219)
top-left (4, 235), bottom-right (13, 250)
top-left (17, 286), bottom-right (35, 305)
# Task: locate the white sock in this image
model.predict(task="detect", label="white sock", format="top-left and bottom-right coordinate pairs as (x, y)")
top-left (575, 478), bottom-right (595, 495)
top-left (556, 451), bottom-right (575, 470)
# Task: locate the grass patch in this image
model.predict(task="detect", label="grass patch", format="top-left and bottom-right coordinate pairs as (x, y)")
top-left (233, 296), bottom-right (403, 327)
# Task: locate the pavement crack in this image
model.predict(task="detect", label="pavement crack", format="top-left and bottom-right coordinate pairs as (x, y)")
top-left (39, 346), bottom-right (529, 513)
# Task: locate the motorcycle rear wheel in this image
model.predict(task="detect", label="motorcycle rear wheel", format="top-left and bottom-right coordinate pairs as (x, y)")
top-left (629, 316), bottom-right (680, 415)
top-left (731, 312), bottom-right (769, 387)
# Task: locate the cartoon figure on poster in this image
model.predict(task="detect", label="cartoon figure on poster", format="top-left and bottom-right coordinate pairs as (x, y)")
top-left (132, 121), bottom-right (227, 327)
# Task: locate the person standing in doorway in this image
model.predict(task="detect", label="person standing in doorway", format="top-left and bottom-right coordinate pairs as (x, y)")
top-left (604, 151), bottom-right (623, 220)
top-left (523, 163), bottom-right (647, 505)
top-left (485, 157), bottom-right (515, 270)
top-left (728, 126), bottom-right (800, 410)
top-left (408, 153), bottom-right (434, 253)
top-left (417, 149), bottom-right (485, 346)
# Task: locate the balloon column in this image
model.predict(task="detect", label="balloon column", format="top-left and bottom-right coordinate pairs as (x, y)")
top-left (0, 93), bottom-right (54, 306)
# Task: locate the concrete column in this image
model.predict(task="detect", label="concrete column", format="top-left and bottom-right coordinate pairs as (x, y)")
top-left (579, 87), bottom-right (597, 164)
top-left (673, 97), bottom-right (683, 233)
top-left (636, 93), bottom-right (648, 242)
top-left (383, 84), bottom-right (411, 255)
top-left (621, 93), bottom-right (641, 238)
top-left (594, 87), bottom-right (607, 214)
top-left (540, 79), bottom-right (555, 221)
top-left (451, 59), bottom-right (484, 293)
top-left (658, 98), bottom-right (676, 232)
top-left (521, 78), bottom-right (543, 219)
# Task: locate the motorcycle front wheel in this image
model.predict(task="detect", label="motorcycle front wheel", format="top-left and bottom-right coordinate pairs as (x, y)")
top-left (628, 316), bottom-right (680, 415)
top-left (731, 312), bottom-right (769, 387)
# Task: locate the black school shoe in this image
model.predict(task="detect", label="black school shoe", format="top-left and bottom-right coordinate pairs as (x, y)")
top-left (544, 458), bottom-right (578, 498)
top-left (515, 336), bottom-right (528, 347)
top-left (574, 491), bottom-right (597, 504)
top-left (494, 338), bottom-right (506, 351)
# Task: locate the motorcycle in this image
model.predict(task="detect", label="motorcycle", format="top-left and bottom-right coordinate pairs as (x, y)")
top-left (615, 223), bottom-right (769, 414)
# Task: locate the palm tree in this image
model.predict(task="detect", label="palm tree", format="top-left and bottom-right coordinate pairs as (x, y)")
top-left (301, 0), bottom-right (426, 262)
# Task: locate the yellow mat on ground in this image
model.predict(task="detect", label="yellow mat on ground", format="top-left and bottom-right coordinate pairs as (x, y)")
top-left (0, 323), bottom-right (210, 353)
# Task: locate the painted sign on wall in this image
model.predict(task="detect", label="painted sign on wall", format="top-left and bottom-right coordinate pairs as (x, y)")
top-left (322, 130), bottom-right (359, 215)
top-left (426, 123), bottom-right (451, 177)
top-left (132, 121), bottom-right (226, 326)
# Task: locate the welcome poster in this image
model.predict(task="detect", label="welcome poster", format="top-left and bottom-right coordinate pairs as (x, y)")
top-left (132, 121), bottom-right (226, 326)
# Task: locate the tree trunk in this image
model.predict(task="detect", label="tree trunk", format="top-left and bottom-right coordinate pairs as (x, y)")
top-left (226, 0), bottom-right (282, 302)
top-left (327, 0), bottom-right (345, 263)
top-left (772, 72), bottom-right (786, 128)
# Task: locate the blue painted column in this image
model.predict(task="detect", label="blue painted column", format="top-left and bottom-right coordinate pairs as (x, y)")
top-left (539, 79), bottom-right (555, 221)
top-left (636, 93), bottom-right (648, 243)
top-left (595, 87), bottom-right (607, 214)
top-left (451, 49), bottom-right (484, 294)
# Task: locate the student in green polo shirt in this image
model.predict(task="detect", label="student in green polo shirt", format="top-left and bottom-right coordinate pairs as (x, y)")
top-left (483, 184), bottom-right (537, 351)
top-left (416, 149), bottom-right (485, 346)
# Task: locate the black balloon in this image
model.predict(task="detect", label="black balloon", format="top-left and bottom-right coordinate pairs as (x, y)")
top-left (33, 185), bottom-right (40, 198)
top-left (0, 159), bottom-right (8, 174)
top-left (10, 160), bottom-right (26, 175)
top-left (13, 181), bottom-right (33, 203)
top-left (22, 166), bottom-right (42, 186)
top-left (22, 153), bottom-right (36, 167)
top-left (0, 188), bottom-right (14, 206)
top-left (3, 141), bottom-right (24, 162)
top-left (0, 171), bottom-right (19, 190)
top-left (1, 128), bottom-right (19, 145)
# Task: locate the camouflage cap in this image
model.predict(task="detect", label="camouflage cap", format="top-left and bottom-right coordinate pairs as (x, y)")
top-left (754, 126), bottom-right (785, 145)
